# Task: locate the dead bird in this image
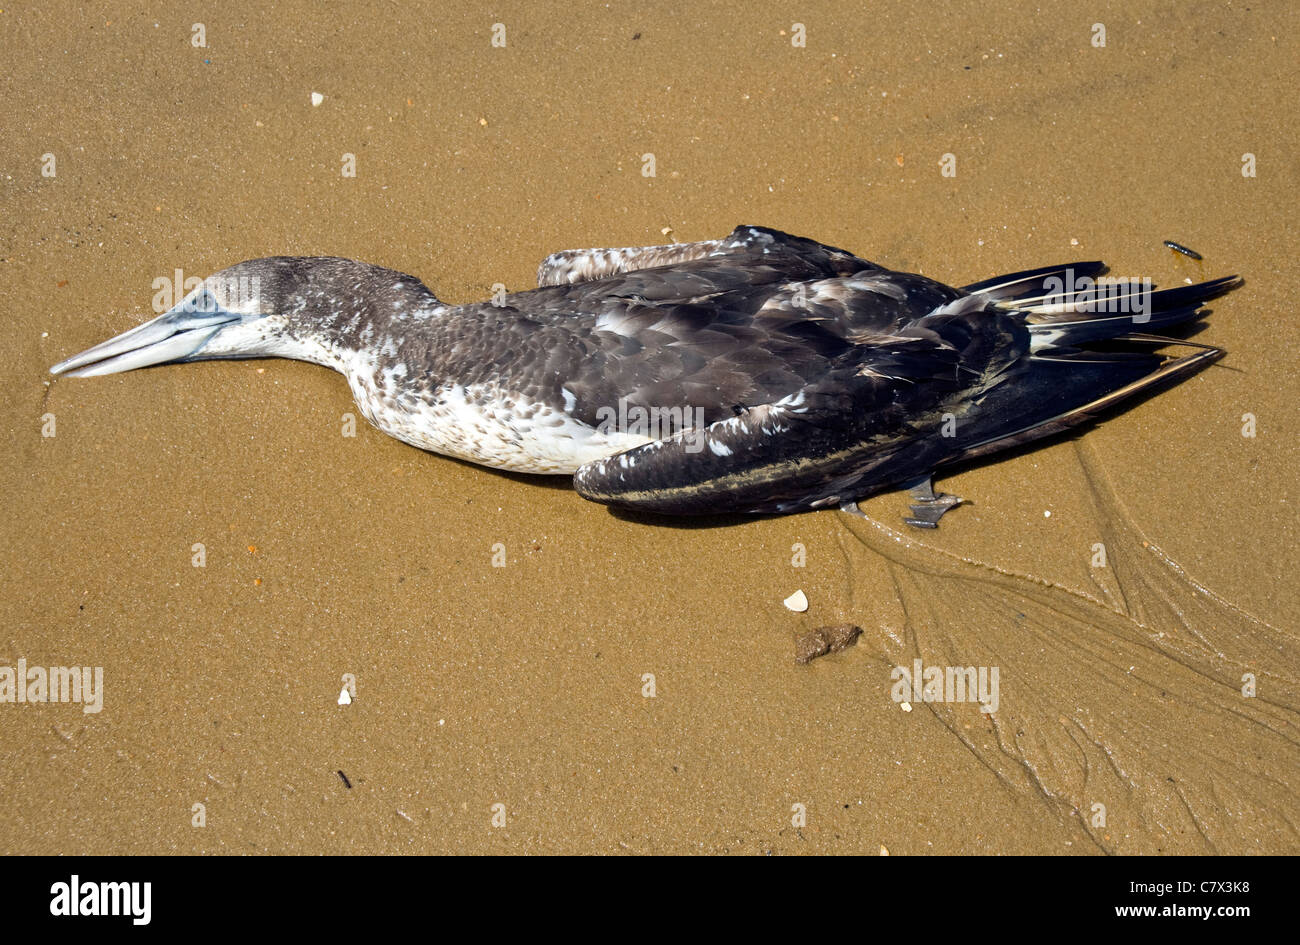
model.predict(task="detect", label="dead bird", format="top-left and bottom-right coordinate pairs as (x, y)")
top-left (50, 226), bottom-right (1238, 526)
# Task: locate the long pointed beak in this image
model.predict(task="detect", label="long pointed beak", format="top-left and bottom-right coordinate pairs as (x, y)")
top-left (50, 302), bottom-right (242, 378)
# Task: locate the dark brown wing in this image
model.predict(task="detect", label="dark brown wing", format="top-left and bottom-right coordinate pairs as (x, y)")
top-left (512, 227), bottom-right (964, 428)
top-left (570, 342), bottom-right (959, 514)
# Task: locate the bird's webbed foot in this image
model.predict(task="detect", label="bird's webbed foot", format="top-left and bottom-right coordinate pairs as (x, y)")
top-left (901, 475), bottom-right (964, 529)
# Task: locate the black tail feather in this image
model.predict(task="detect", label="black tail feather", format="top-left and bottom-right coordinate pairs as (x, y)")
top-left (960, 261), bottom-right (1108, 301)
top-left (944, 266), bottom-right (1240, 463)
top-left (952, 342), bottom-right (1223, 463)
top-left (961, 261), bottom-right (1238, 346)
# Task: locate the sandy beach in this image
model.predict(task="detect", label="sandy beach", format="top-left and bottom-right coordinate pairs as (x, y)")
top-left (2, 1), bottom-right (1297, 854)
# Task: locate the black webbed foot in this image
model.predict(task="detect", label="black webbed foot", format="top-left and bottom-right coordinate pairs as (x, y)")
top-left (901, 476), bottom-right (964, 529)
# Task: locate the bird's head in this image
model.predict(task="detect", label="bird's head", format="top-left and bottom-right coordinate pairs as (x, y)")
top-left (50, 257), bottom-right (439, 377)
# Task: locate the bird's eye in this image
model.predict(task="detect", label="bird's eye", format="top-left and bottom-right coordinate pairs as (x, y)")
top-left (182, 289), bottom-right (219, 314)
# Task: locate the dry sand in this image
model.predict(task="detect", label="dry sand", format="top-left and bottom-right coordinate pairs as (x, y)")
top-left (1, 1), bottom-right (1297, 854)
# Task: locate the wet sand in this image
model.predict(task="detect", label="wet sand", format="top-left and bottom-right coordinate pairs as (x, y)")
top-left (2, 1), bottom-right (1297, 853)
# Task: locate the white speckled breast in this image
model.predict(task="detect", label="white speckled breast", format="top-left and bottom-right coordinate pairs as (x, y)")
top-left (346, 363), bottom-right (652, 474)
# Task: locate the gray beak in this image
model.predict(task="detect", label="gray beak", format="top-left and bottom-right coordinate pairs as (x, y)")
top-left (50, 296), bottom-right (243, 378)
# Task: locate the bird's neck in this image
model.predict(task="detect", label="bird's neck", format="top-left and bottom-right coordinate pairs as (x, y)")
top-left (282, 299), bottom-right (452, 375)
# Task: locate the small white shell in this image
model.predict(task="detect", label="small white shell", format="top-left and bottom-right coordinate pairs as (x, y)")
top-left (783, 590), bottom-right (809, 612)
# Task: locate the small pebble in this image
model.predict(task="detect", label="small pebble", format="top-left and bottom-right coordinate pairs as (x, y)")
top-left (338, 687), bottom-right (352, 706)
top-left (310, 92), bottom-right (324, 107)
top-left (794, 624), bottom-right (862, 663)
